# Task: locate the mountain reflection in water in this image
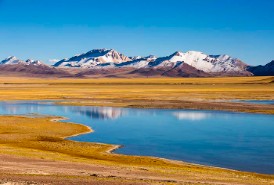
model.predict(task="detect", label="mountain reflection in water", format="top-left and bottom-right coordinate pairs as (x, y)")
top-left (0, 102), bottom-right (126, 120)
top-left (69, 106), bottom-right (126, 120)
top-left (173, 112), bottom-right (212, 121)
top-left (0, 102), bottom-right (42, 114)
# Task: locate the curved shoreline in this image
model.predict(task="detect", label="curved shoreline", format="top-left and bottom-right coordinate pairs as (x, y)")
top-left (51, 115), bottom-right (272, 175)
top-left (50, 116), bottom-right (126, 158)
top-left (44, 116), bottom-right (274, 176)
top-left (52, 118), bottom-right (94, 139)
top-left (0, 114), bottom-right (258, 173)
top-left (1, 102), bottom-right (274, 174)
top-left (1, 115), bottom-right (274, 185)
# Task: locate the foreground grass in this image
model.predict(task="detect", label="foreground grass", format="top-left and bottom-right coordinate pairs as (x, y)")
top-left (0, 76), bottom-right (273, 114)
top-left (0, 115), bottom-right (274, 185)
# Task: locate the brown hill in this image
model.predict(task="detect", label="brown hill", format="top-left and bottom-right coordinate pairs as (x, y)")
top-left (0, 64), bottom-right (73, 78)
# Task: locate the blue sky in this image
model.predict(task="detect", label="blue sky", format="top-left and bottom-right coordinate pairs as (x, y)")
top-left (0, 0), bottom-right (273, 65)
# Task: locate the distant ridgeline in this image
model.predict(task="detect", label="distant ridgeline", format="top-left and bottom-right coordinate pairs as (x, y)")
top-left (1, 49), bottom-right (273, 77)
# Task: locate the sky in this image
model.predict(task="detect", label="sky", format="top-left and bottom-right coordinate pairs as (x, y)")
top-left (0, 0), bottom-right (273, 65)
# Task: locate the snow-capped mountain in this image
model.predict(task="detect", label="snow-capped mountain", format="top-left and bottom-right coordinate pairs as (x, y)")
top-left (54, 49), bottom-right (131, 68)
top-left (0, 56), bottom-right (72, 77)
top-left (1, 48), bottom-right (271, 77)
top-left (147, 51), bottom-right (247, 73)
top-left (0, 56), bottom-right (23, 65)
top-left (0, 56), bottom-right (44, 66)
top-left (116, 55), bottom-right (157, 68)
top-left (54, 49), bottom-right (249, 75)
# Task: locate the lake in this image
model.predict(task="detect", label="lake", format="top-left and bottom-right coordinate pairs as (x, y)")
top-left (232, 99), bottom-right (274, 105)
top-left (0, 101), bottom-right (273, 174)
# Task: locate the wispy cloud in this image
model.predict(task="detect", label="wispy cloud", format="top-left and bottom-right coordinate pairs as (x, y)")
top-left (48, 59), bottom-right (59, 63)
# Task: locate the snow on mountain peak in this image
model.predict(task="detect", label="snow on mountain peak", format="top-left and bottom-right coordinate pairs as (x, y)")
top-left (0, 57), bottom-right (44, 66)
top-left (129, 56), bottom-right (142, 60)
top-left (145, 55), bottom-right (157, 60)
top-left (54, 48), bottom-right (131, 68)
top-left (7, 56), bottom-right (17, 60)
top-left (1, 56), bottom-right (24, 65)
top-left (52, 48), bottom-right (249, 74)
top-left (171, 51), bottom-right (184, 56)
top-left (26, 59), bottom-right (43, 66)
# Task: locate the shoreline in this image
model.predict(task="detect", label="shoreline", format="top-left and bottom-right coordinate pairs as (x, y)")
top-left (0, 114), bottom-right (271, 175)
top-left (0, 115), bottom-right (274, 184)
top-left (0, 100), bottom-right (273, 173)
top-left (0, 100), bottom-right (274, 173)
top-left (43, 114), bottom-right (274, 175)
top-left (54, 98), bottom-right (274, 115)
top-left (1, 98), bottom-right (273, 115)
top-left (55, 100), bottom-right (274, 115)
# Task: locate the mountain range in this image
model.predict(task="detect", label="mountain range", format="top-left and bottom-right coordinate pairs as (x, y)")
top-left (0, 49), bottom-right (273, 77)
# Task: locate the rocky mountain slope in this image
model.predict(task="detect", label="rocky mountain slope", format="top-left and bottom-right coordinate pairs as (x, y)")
top-left (247, 60), bottom-right (274, 76)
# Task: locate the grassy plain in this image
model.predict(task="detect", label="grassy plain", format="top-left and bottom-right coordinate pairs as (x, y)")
top-left (0, 76), bottom-right (273, 114)
top-left (0, 76), bottom-right (274, 184)
top-left (0, 116), bottom-right (274, 185)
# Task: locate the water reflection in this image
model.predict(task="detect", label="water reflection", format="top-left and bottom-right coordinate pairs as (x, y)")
top-left (173, 111), bottom-right (211, 121)
top-left (0, 101), bottom-right (126, 120)
top-left (0, 101), bottom-right (274, 174)
top-left (0, 102), bottom-right (42, 114)
top-left (69, 106), bottom-right (126, 120)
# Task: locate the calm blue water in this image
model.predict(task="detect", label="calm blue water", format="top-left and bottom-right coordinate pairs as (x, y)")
top-left (233, 100), bottom-right (274, 105)
top-left (0, 101), bottom-right (273, 174)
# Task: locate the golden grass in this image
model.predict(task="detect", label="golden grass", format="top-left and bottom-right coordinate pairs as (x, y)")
top-left (0, 76), bottom-right (273, 101)
top-left (0, 115), bottom-right (274, 185)
top-left (0, 76), bottom-right (273, 114)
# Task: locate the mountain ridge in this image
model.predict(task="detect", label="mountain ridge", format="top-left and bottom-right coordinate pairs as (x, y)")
top-left (1, 49), bottom-right (273, 77)
top-left (0, 56), bottom-right (72, 77)
top-left (247, 60), bottom-right (274, 76)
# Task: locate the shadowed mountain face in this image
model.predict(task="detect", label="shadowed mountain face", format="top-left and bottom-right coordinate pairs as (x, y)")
top-left (0, 49), bottom-right (272, 77)
top-left (247, 60), bottom-right (274, 76)
top-left (129, 63), bottom-right (210, 77)
top-left (0, 64), bottom-right (72, 77)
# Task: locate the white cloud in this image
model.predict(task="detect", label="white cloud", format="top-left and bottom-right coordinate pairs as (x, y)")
top-left (48, 59), bottom-right (59, 63)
